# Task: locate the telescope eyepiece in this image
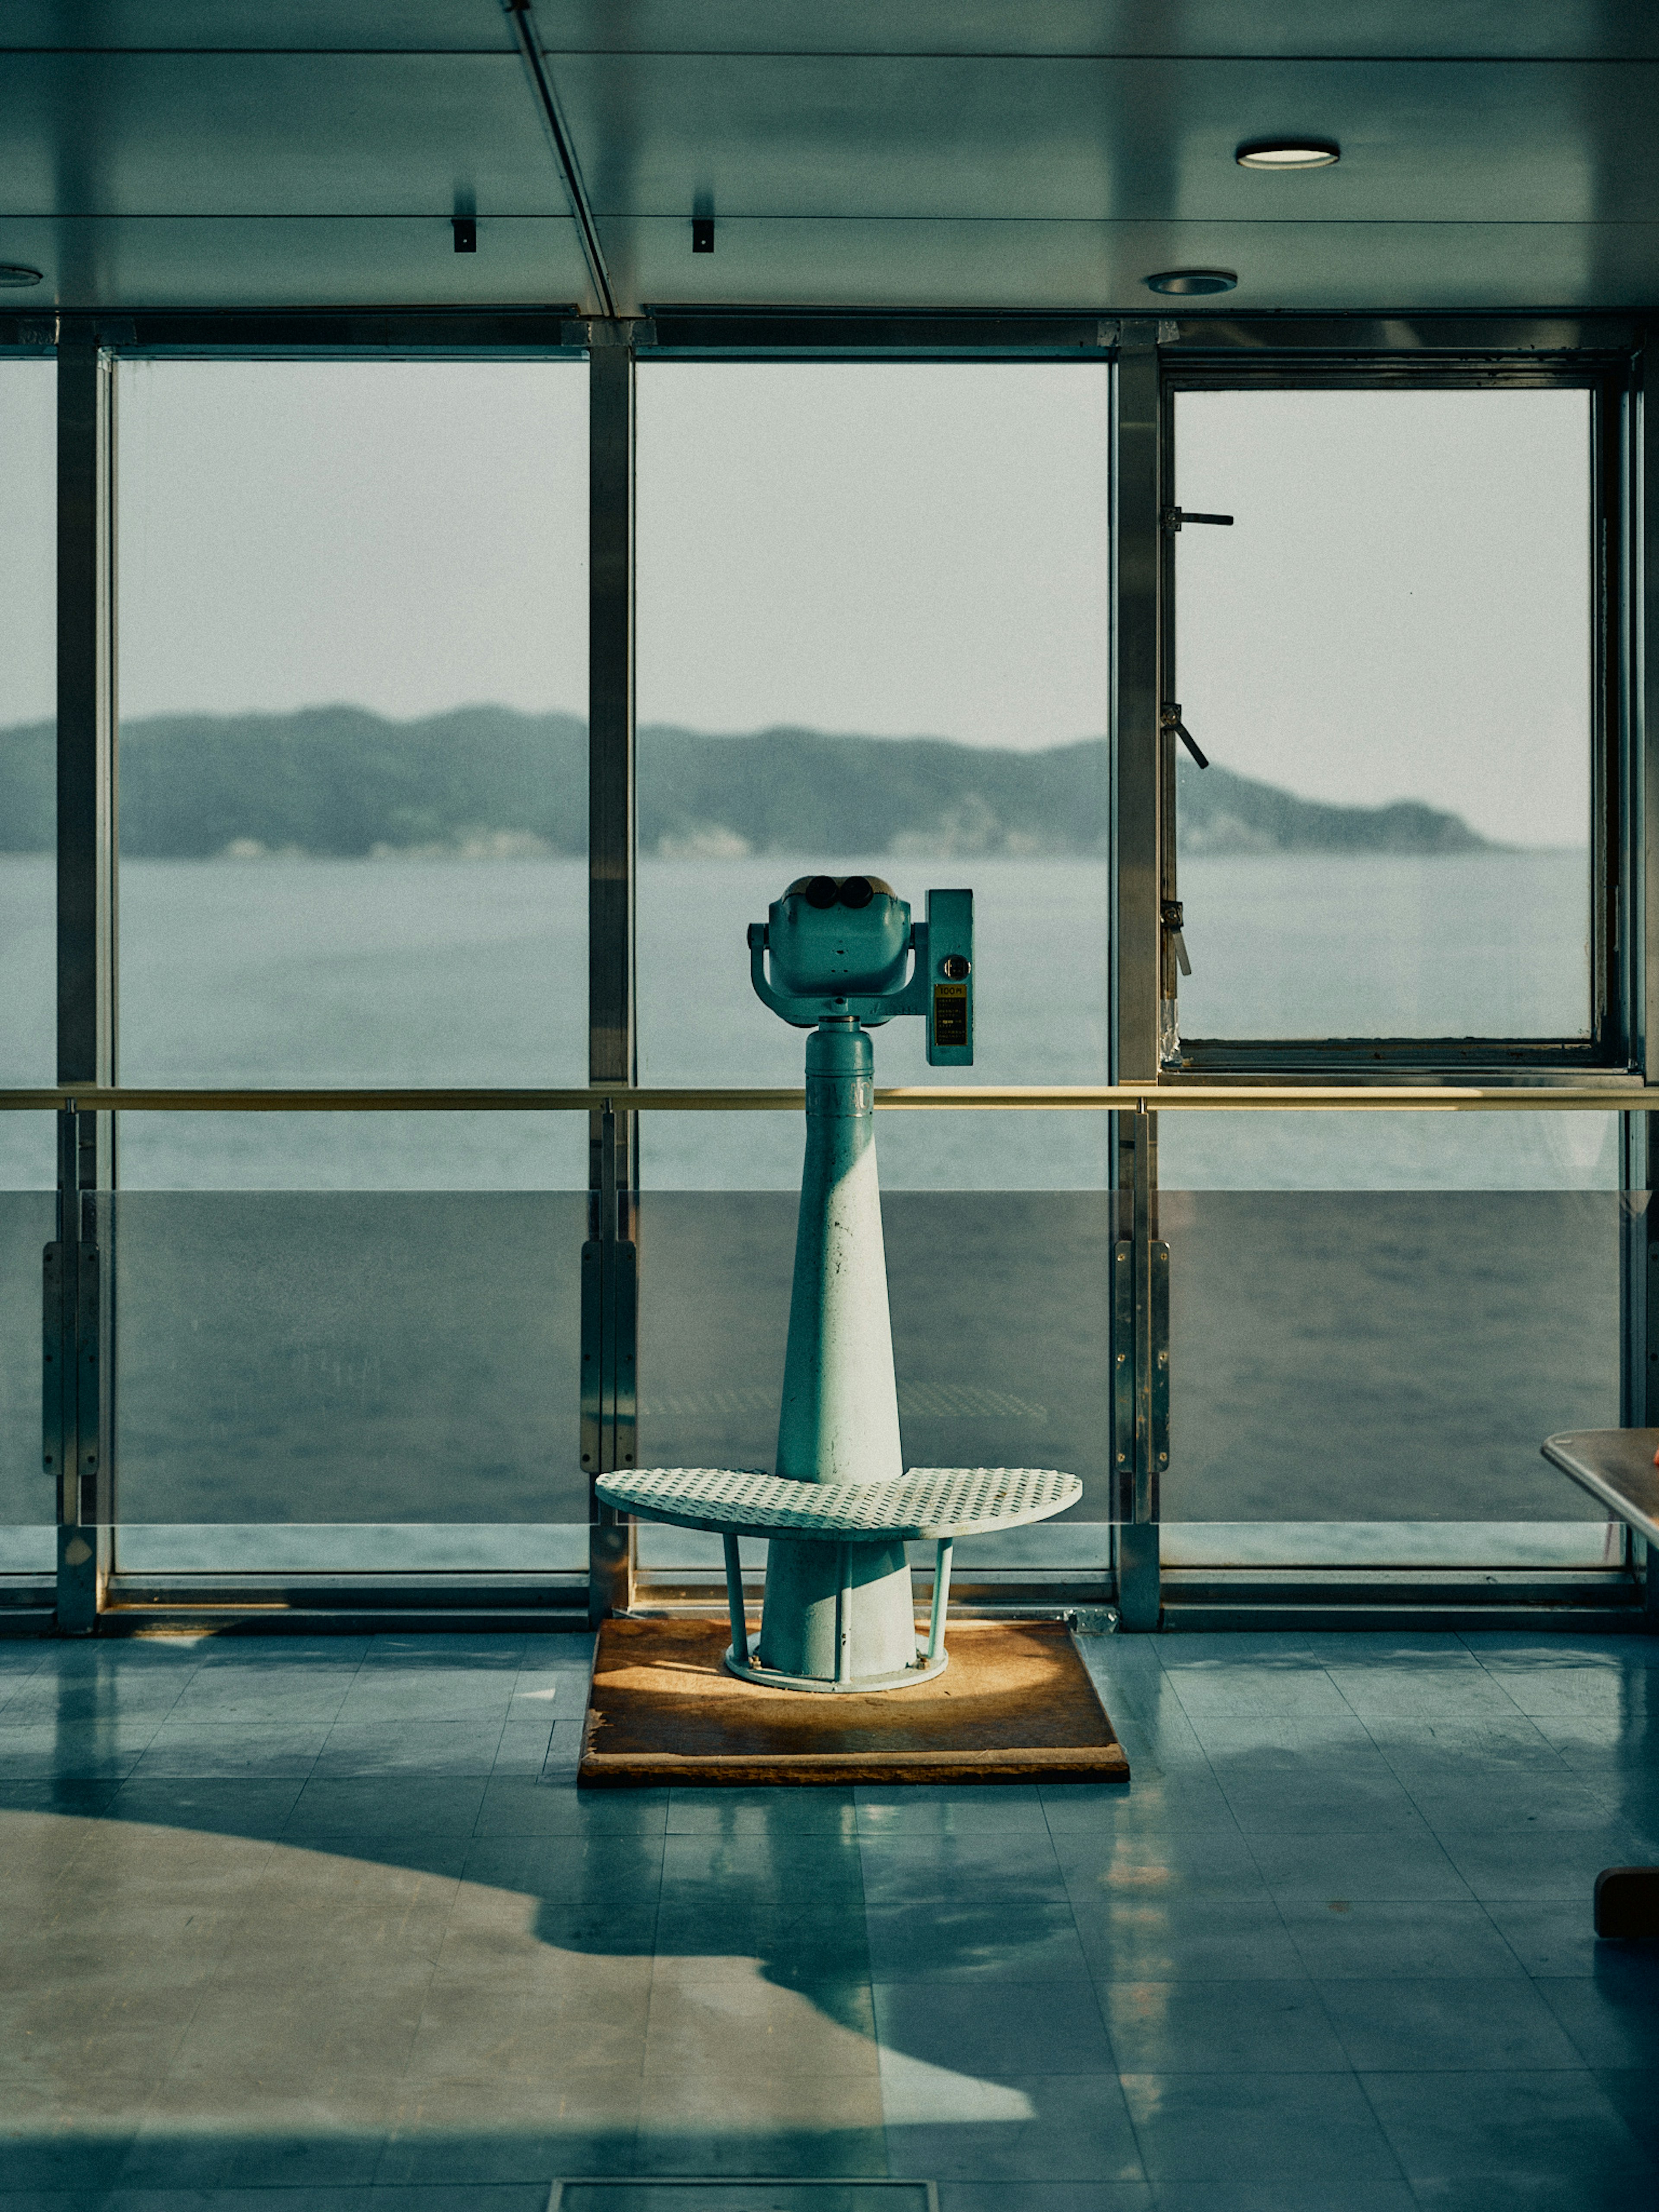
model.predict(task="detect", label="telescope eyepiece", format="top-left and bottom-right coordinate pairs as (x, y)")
top-left (804, 875), bottom-right (839, 909)
top-left (838, 875), bottom-right (874, 909)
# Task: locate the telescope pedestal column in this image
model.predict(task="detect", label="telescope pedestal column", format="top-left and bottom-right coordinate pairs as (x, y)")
top-left (745, 1020), bottom-right (938, 1691)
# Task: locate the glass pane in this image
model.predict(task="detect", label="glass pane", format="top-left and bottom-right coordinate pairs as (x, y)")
top-left (0, 360), bottom-right (56, 1191)
top-left (637, 1164), bottom-right (1116, 1531)
top-left (111, 1188), bottom-right (587, 1569)
top-left (0, 1190), bottom-right (54, 1562)
top-left (636, 361), bottom-right (1110, 1191)
top-left (1157, 1104), bottom-right (1621, 1192)
top-left (1173, 388), bottom-right (1591, 1042)
top-left (114, 359), bottom-right (588, 1191)
top-left (1162, 1182), bottom-right (1621, 1525)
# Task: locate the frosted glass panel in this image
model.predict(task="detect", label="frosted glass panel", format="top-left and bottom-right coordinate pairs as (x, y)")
top-left (1173, 387), bottom-right (1591, 1042)
top-left (637, 1189), bottom-right (1114, 1519)
top-left (111, 1191), bottom-right (587, 1527)
top-left (1162, 1188), bottom-right (1620, 1522)
top-left (0, 1191), bottom-right (54, 1526)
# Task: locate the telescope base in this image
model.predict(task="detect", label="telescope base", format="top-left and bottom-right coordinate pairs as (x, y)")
top-left (724, 1646), bottom-right (948, 1694)
top-left (577, 1616), bottom-right (1131, 1789)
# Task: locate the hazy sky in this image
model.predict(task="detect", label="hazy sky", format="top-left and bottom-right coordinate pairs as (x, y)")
top-left (0, 357), bottom-right (1591, 843)
top-left (1176, 387), bottom-right (1590, 850)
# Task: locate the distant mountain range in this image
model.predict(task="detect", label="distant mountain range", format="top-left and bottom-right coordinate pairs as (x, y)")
top-left (0, 705), bottom-right (1495, 860)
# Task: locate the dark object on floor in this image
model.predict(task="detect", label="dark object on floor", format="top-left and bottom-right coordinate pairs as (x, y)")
top-left (1543, 1432), bottom-right (1659, 1936)
top-left (578, 1615), bottom-right (1129, 1787)
top-left (1595, 1866), bottom-right (1659, 1938)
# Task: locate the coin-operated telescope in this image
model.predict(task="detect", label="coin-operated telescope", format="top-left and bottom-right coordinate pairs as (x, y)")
top-left (736, 876), bottom-right (973, 1684)
top-left (597, 874), bottom-right (1083, 1693)
top-left (748, 874), bottom-right (974, 1059)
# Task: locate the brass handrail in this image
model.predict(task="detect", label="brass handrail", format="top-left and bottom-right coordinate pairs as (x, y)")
top-left (0, 1082), bottom-right (1649, 1113)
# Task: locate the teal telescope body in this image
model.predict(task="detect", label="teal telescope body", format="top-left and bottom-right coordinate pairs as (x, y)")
top-left (594, 875), bottom-right (1081, 1691)
top-left (742, 876), bottom-right (973, 1689)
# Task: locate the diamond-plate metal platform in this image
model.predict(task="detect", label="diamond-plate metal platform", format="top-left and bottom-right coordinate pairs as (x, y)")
top-left (592, 1464), bottom-right (1081, 1544)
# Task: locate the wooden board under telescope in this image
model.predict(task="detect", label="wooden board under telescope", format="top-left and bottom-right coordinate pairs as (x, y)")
top-left (578, 1617), bottom-right (1130, 1787)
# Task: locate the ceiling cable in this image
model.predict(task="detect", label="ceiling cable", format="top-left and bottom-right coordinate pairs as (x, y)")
top-left (502, 0), bottom-right (617, 321)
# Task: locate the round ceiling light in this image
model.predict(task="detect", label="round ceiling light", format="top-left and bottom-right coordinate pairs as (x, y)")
top-left (0, 264), bottom-right (44, 287)
top-left (1144, 269), bottom-right (1237, 296)
top-left (1236, 140), bottom-right (1340, 170)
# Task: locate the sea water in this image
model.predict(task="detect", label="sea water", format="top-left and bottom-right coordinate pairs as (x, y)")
top-left (0, 847), bottom-right (1614, 1192)
top-left (0, 850), bottom-right (1621, 1535)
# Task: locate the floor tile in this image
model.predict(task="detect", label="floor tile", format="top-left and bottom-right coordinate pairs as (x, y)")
top-left (1480, 1898), bottom-right (1602, 1979)
top-left (1118, 2070), bottom-right (1402, 2187)
top-left (1362, 2067), bottom-right (1656, 2184)
top-left (1053, 1824), bottom-right (1268, 1904)
top-left (862, 1896), bottom-right (1091, 1984)
top-left (405, 1962), bottom-right (652, 2078)
top-left (1318, 1974), bottom-right (1586, 2069)
top-left (376, 2069), bottom-right (641, 2183)
top-left (1536, 1969), bottom-right (1659, 2066)
top-left (645, 1971), bottom-right (877, 2077)
top-left (873, 1977), bottom-right (1112, 2076)
top-left (125, 1724), bottom-right (327, 1779)
top-left (1071, 1894), bottom-right (1307, 1982)
top-left (1244, 1824), bottom-right (1472, 1902)
top-left (311, 1720), bottom-right (507, 1778)
top-left (1278, 1898), bottom-right (1528, 1979)
top-left (1162, 1665), bottom-right (1358, 1720)
top-left (665, 1786), bottom-right (859, 1839)
top-left (938, 2187), bottom-right (1156, 2212)
top-left (884, 2070), bottom-right (1144, 2183)
top-left (1100, 1977), bottom-right (1350, 2072)
top-left (1431, 1821), bottom-right (1658, 1902)
top-left (283, 1777), bottom-right (489, 1839)
top-left (631, 2071), bottom-right (887, 2177)
top-left (470, 1778), bottom-right (670, 1837)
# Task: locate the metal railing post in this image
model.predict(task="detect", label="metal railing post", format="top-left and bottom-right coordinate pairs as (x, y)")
top-left (53, 324), bottom-right (117, 1634)
top-left (1112, 324), bottom-right (1166, 1628)
top-left (584, 324), bottom-right (640, 1625)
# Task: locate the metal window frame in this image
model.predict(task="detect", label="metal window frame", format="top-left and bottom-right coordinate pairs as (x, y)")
top-left (1151, 319), bottom-right (1641, 1080)
top-left (40, 312), bottom-right (586, 1635)
top-left (1107, 309), bottom-right (1654, 1628)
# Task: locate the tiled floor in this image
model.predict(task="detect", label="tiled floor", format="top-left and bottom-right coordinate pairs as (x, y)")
top-left (5, 1626), bottom-right (1659, 2211)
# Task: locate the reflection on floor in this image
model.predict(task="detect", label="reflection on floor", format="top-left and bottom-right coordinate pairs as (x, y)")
top-left (4, 1628), bottom-right (1659, 2210)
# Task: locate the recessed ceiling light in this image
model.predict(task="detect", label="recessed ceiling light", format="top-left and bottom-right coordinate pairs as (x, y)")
top-left (1144, 269), bottom-right (1237, 296)
top-left (0, 264), bottom-right (44, 286)
top-left (1236, 140), bottom-right (1340, 170)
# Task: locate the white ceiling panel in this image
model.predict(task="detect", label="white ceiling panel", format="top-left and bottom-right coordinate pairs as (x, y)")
top-left (555, 55), bottom-right (1659, 229)
top-left (609, 215), bottom-right (1659, 317)
top-left (1, 6), bottom-right (1657, 314)
top-left (0, 217), bottom-right (591, 310)
top-left (545, 2), bottom-right (1659, 61)
top-left (0, 3), bottom-right (512, 50)
top-left (0, 54), bottom-right (561, 216)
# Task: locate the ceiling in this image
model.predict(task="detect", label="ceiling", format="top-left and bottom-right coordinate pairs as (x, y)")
top-left (4, 3), bottom-right (1659, 316)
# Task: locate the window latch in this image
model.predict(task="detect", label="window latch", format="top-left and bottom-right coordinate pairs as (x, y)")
top-left (1161, 702), bottom-right (1209, 770)
top-left (1161, 899), bottom-right (1192, 978)
top-left (1163, 507), bottom-right (1233, 532)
